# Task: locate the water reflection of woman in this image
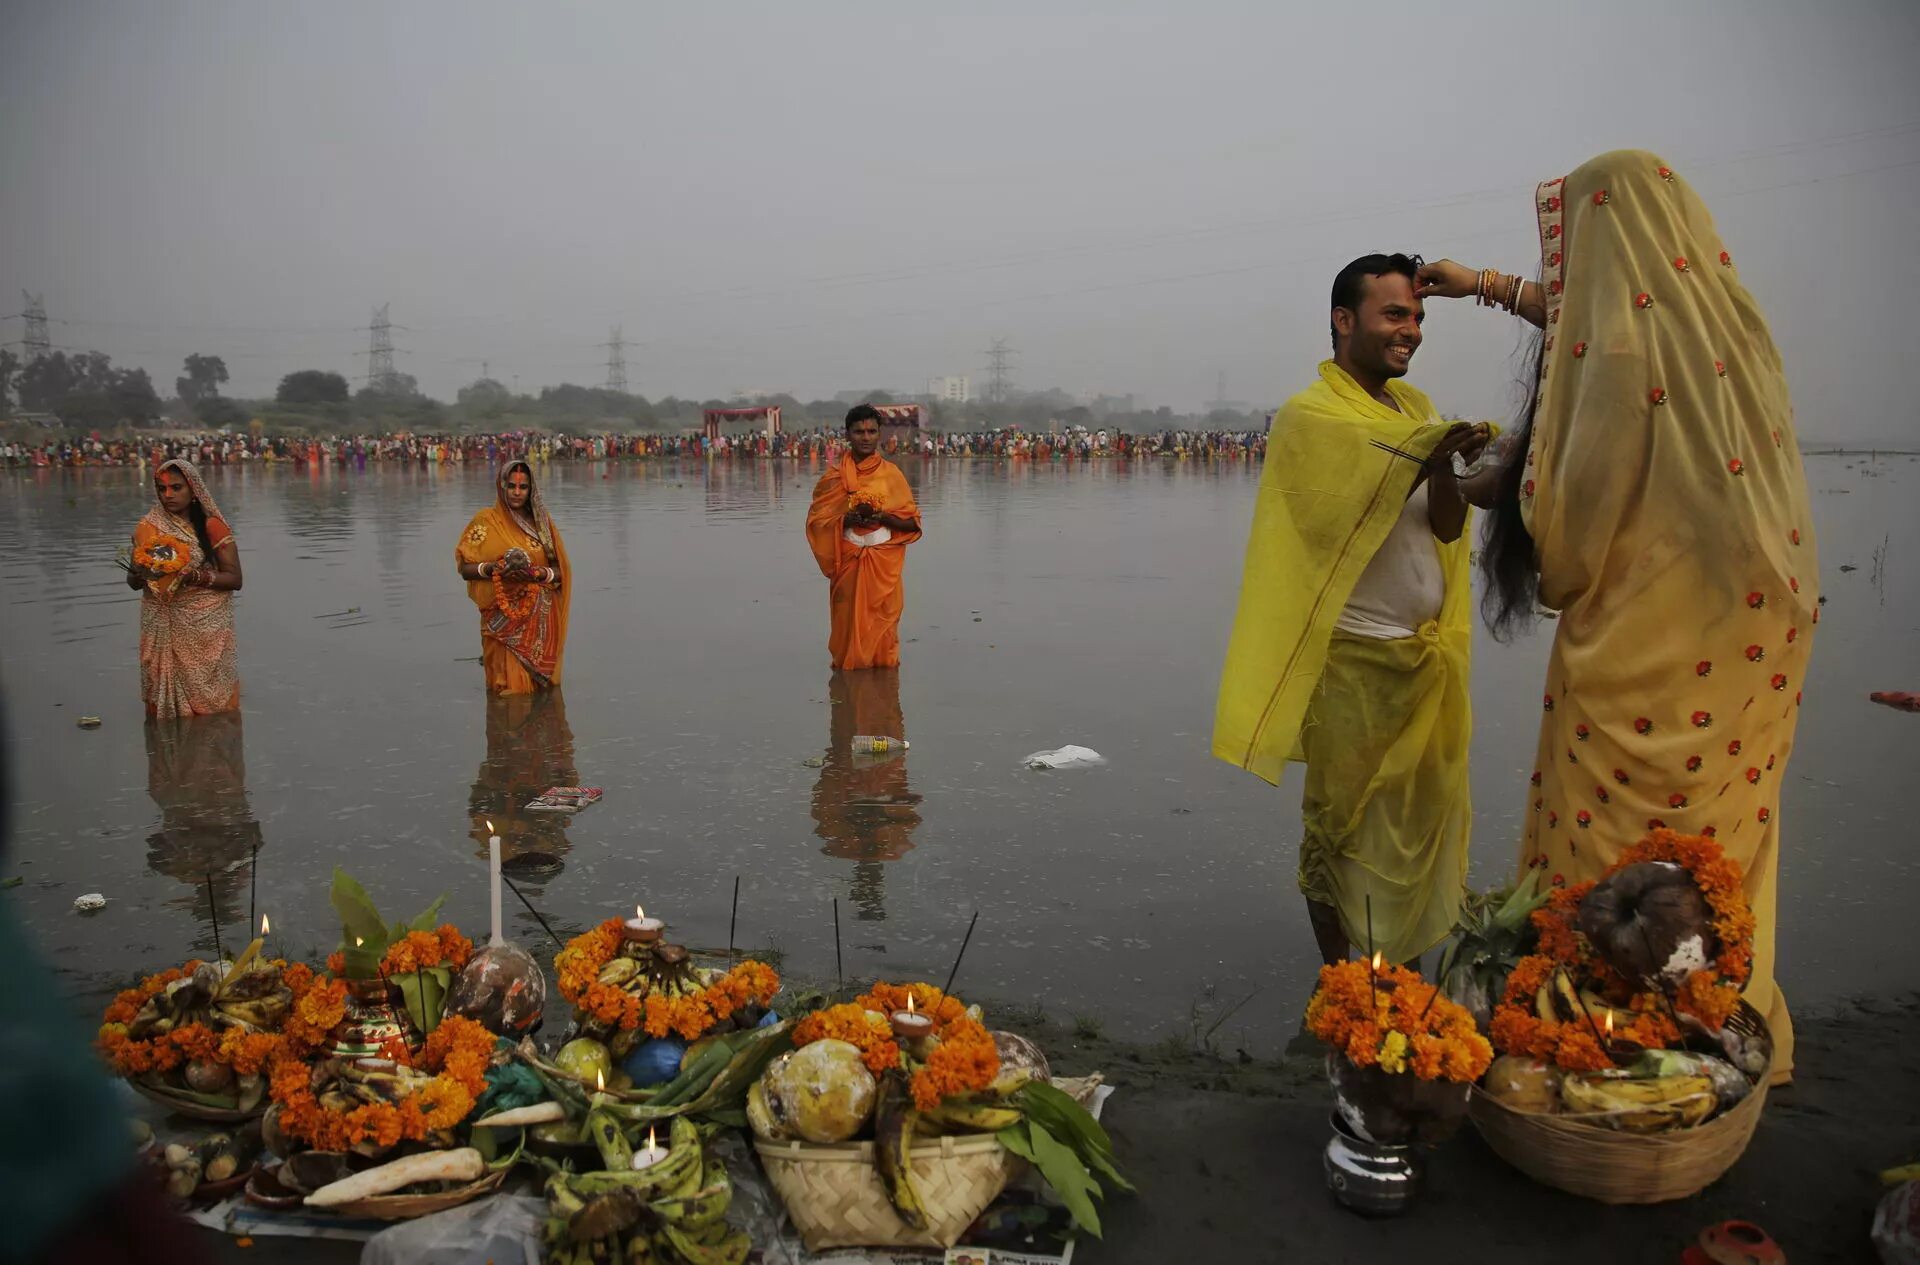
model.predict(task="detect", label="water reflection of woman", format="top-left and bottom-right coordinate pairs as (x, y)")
top-left (143, 711), bottom-right (263, 929)
top-left (126, 459), bottom-right (243, 717)
top-left (468, 688), bottom-right (579, 875)
top-left (810, 669), bottom-right (921, 921)
top-left (454, 461), bottom-right (572, 695)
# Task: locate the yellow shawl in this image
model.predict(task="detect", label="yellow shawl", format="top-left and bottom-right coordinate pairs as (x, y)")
top-left (1213, 362), bottom-right (1474, 784)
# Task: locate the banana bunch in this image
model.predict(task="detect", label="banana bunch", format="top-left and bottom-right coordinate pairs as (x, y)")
top-left (585, 943), bottom-right (711, 1046)
top-left (540, 1114), bottom-right (750, 1265)
top-left (1559, 1071), bottom-right (1717, 1133)
top-left (127, 945), bottom-right (294, 1040)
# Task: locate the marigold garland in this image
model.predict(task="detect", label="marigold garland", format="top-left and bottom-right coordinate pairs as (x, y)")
top-left (494, 577), bottom-right (537, 621)
top-left (794, 982), bottom-right (1002, 1111)
top-left (324, 925), bottom-right (474, 982)
top-left (1489, 830), bottom-right (1754, 1069)
top-left (1303, 959), bottom-right (1493, 1084)
top-left (553, 918), bottom-right (780, 1039)
top-left (133, 537), bottom-right (192, 575)
top-left (96, 959), bottom-right (338, 1080)
top-left (269, 1015), bottom-right (496, 1153)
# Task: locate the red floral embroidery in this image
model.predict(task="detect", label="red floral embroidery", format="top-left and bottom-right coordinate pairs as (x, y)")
top-left (1772, 429), bottom-right (1782, 447)
top-left (1530, 770), bottom-right (1542, 787)
top-left (1594, 786), bottom-right (1609, 803)
top-left (1592, 189), bottom-right (1611, 206)
top-left (1657, 166), bottom-right (1675, 181)
top-left (1547, 811), bottom-right (1559, 828)
top-left (1746, 767), bottom-right (1762, 784)
top-left (1635, 292), bottom-right (1654, 310)
top-left (1727, 739), bottom-right (1742, 757)
top-left (1715, 360), bottom-right (1727, 377)
top-left (1686, 754), bottom-right (1704, 773)
top-left (1691, 711), bottom-right (1713, 729)
top-left (1811, 607), bottom-right (1820, 625)
top-left (1571, 342), bottom-right (1587, 358)
top-left (1576, 810), bottom-right (1593, 828)
top-left (1522, 478), bottom-right (1536, 497)
top-left (1669, 793), bottom-right (1689, 809)
top-left (1647, 818), bottom-right (1667, 830)
top-left (1727, 457), bottom-right (1743, 474)
top-left (1566, 747), bottom-right (1579, 764)
top-left (1746, 592), bottom-right (1766, 609)
top-left (1770, 674), bottom-right (1788, 692)
top-left (1549, 250), bottom-right (1563, 266)
top-left (1546, 223), bottom-right (1562, 240)
top-left (1785, 627), bottom-right (1798, 644)
top-left (1719, 250), bottom-right (1732, 267)
top-left (1766, 754), bottom-right (1775, 770)
top-left (1548, 278), bottom-right (1563, 296)
top-left (1651, 388), bottom-right (1669, 406)
top-left (1744, 644), bottom-right (1764, 662)
top-left (1757, 807), bottom-right (1771, 824)
top-left (1789, 529), bottom-right (1800, 545)
top-left (1702, 825), bottom-right (1718, 839)
top-left (1574, 724), bottom-right (1590, 742)
top-left (1795, 691), bottom-right (1803, 706)
top-left (1551, 872), bottom-right (1566, 887)
top-left (1546, 195), bottom-right (1563, 212)
top-left (1696, 660), bottom-right (1712, 677)
top-left (1788, 576), bottom-right (1800, 593)
top-left (1543, 694), bottom-right (1555, 712)
top-left (1634, 717), bottom-right (1654, 736)
top-left (1673, 256), bottom-right (1690, 272)
top-left (1613, 768), bottom-right (1631, 785)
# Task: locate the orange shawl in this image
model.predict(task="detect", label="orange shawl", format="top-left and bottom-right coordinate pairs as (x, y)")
top-left (805, 455), bottom-right (921, 670)
top-left (455, 464), bottom-right (573, 691)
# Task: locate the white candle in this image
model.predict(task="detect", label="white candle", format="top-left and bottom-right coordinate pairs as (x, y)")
top-left (487, 824), bottom-right (504, 947)
top-left (631, 1126), bottom-right (668, 1171)
top-left (623, 904), bottom-right (663, 943)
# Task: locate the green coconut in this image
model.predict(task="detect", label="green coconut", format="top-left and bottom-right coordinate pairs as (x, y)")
top-left (555, 1037), bottom-right (613, 1085)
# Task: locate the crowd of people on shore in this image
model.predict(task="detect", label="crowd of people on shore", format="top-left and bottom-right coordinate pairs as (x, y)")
top-left (0, 424), bottom-right (1267, 470)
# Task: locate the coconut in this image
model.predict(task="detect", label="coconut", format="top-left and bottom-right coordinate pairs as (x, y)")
top-left (185, 1058), bottom-right (235, 1094)
top-left (989, 1030), bottom-right (1051, 1095)
top-left (746, 1080), bottom-right (793, 1142)
top-left (761, 1041), bottom-right (877, 1144)
top-left (1480, 1055), bottom-right (1561, 1114)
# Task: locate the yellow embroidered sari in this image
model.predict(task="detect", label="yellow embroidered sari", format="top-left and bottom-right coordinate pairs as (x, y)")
top-left (1517, 151), bottom-right (1817, 1080)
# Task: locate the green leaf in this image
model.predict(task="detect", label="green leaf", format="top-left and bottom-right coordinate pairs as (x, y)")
top-left (997, 1120), bottom-right (1037, 1162)
top-left (407, 895), bottom-right (448, 934)
top-left (393, 968), bottom-right (449, 1034)
top-left (1024, 1117), bottom-right (1104, 1237)
top-left (330, 869), bottom-right (391, 976)
top-left (1016, 1081), bottom-right (1132, 1192)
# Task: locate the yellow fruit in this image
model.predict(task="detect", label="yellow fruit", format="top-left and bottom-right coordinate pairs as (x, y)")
top-left (761, 1041), bottom-right (877, 1144)
top-left (1480, 1055), bottom-right (1561, 1114)
top-left (1560, 1073), bottom-right (1715, 1133)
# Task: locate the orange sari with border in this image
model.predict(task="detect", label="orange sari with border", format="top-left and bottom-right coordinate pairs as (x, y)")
top-left (455, 470), bottom-right (572, 695)
top-left (806, 455), bottom-right (921, 670)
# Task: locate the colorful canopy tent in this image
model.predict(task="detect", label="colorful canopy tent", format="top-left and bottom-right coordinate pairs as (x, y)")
top-left (871, 404), bottom-right (922, 431)
top-left (702, 406), bottom-right (782, 440)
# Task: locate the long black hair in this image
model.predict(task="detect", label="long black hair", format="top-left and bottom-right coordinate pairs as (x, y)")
top-left (1479, 341), bottom-right (1545, 640)
top-left (159, 463), bottom-right (217, 561)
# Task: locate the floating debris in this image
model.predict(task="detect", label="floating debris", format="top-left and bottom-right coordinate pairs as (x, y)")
top-left (73, 892), bottom-right (108, 912)
top-left (76, 716), bottom-right (102, 729)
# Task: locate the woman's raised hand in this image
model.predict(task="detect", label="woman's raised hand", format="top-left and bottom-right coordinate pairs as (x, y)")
top-left (1414, 258), bottom-right (1479, 301)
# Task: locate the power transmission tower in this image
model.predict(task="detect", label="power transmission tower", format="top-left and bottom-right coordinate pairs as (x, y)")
top-left (599, 325), bottom-right (630, 393)
top-left (21, 292), bottom-right (50, 360)
top-left (363, 303), bottom-right (405, 392)
top-left (983, 337), bottom-right (1015, 405)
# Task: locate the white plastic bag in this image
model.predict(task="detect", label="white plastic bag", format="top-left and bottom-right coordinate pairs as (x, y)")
top-left (1024, 745), bottom-right (1105, 770)
top-left (359, 1193), bottom-right (543, 1265)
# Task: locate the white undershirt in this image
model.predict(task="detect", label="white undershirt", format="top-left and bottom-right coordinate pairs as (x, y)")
top-left (1334, 481), bottom-right (1444, 640)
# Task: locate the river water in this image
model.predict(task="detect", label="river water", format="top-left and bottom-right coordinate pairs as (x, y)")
top-left (1, 452), bottom-right (1914, 1051)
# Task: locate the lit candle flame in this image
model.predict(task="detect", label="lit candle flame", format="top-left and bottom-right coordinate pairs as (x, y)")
top-left (647, 1126), bottom-right (657, 1150)
top-left (636, 905), bottom-right (646, 921)
top-left (354, 936), bottom-right (364, 947)
top-left (1604, 1011), bottom-right (1615, 1038)
top-left (1370, 952), bottom-right (1382, 973)
top-left (596, 1068), bottom-right (605, 1091)
top-left (907, 994), bottom-right (916, 1016)
top-left (261, 915), bottom-right (270, 935)
top-left (485, 819), bottom-right (494, 834)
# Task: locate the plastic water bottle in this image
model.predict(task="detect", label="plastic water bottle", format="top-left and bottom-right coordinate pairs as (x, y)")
top-left (851, 735), bottom-right (909, 755)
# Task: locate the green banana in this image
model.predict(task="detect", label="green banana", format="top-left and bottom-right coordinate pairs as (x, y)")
top-left (648, 1159), bottom-right (731, 1231)
top-left (568, 1187), bottom-right (644, 1244)
top-left (873, 1072), bottom-right (929, 1230)
top-left (599, 958), bottom-right (641, 987)
top-left (568, 1117), bottom-right (701, 1198)
top-left (924, 1100), bottom-right (1023, 1132)
top-left (588, 1108), bottom-right (633, 1171)
top-left (658, 1223), bottom-right (749, 1265)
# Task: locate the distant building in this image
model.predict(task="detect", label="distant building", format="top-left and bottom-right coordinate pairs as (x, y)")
top-left (927, 375), bottom-right (972, 404)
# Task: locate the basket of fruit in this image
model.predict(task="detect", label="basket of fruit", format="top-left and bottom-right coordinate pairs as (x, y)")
top-left (1466, 832), bottom-right (1776, 1204)
top-left (746, 983), bottom-right (1125, 1252)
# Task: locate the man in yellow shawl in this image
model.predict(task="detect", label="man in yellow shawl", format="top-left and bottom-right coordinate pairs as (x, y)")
top-left (806, 405), bottom-right (922, 670)
top-left (1215, 253), bottom-right (1488, 966)
top-left (454, 461), bottom-right (572, 695)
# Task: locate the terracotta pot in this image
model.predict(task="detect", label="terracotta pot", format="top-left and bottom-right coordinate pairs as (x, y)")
top-left (328, 978), bottom-right (417, 1059)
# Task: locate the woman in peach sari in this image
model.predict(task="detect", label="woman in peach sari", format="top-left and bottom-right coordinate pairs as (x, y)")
top-left (1418, 151), bottom-right (1817, 1079)
top-left (126, 459), bottom-right (242, 718)
top-left (454, 461), bottom-right (572, 694)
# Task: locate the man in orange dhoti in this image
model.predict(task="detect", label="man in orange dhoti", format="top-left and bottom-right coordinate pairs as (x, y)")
top-left (805, 405), bottom-right (922, 670)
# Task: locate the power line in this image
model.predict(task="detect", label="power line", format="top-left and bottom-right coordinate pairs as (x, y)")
top-left (355, 303), bottom-right (408, 390)
top-left (21, 293), bottom-right (50, 360)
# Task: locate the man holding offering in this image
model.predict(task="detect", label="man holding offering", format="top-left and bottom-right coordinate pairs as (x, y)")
top-left (806, 405), bottom-right (923, 670)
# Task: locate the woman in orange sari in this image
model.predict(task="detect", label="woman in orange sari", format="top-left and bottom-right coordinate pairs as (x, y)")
top-left (1418, 151), bottom-right (1817, 1079)
top-left (126, 459), bottom-right (242, 718)
top-left (454, 461), bottom-right (572, 694)
top-left (805, 406), bottom-right (922, 670)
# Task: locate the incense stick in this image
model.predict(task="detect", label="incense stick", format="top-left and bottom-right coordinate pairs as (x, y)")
top-left (941, 910), bottom-right (980, 999)
top-left (204, 874), bottom-right (224, 962)
top-left (1365, 894), bottom-right (1378, 1015)
top-left (832, 898), bottom-right (843, 993)
top-left (727, 876), bottom-right (740, 971)
top-left (249, 839), bottom-right (257, 933)
top-left (500, 874), bottom-right (564, 951)
top-left (1368, 439), bottom-right (1428, 466)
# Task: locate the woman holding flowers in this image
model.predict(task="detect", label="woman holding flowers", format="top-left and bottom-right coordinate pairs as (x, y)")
top-left (454, 461), bottom-right (571, 694)
top-left (126, 459), bottom-right (242, 718)
top-left (1416, 152), bottom-right (1816, 1079)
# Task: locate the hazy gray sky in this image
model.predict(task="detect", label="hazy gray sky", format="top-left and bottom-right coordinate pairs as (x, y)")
top-left (4, 1), bottom-right (1918, 436)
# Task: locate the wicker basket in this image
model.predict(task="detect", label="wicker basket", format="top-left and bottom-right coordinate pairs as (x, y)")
top-left (1469, 1004), bottom-right (1772, 1204)
top-left (317, 1166), bottom-right (509, 1221)
top-left (755, 1130), bottom-right (1022, 1251)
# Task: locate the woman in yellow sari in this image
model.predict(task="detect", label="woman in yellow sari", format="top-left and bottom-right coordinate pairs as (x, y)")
top-left (127, 459), bottom-right (242, 718)
top-left (454, 461), bottom-right (572, 694)
top-left (1418, 151), bottom-right (1818, 1079)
